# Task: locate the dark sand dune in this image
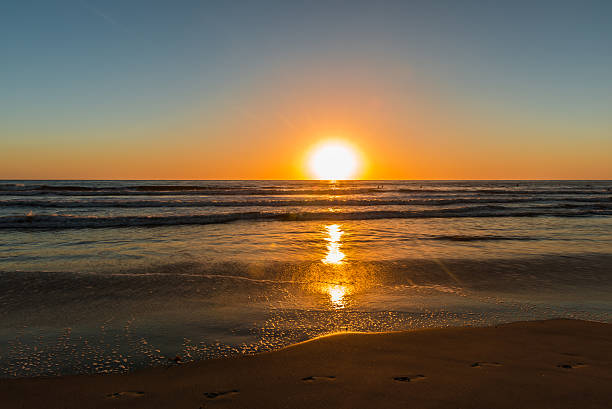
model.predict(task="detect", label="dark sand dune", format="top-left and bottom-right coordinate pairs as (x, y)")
top-left (2, 319), bottom-right (611, 409)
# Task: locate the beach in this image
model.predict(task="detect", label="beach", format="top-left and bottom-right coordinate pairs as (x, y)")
top-left (4, 1), bottom-right (612, 406)
top-left (2, 319), bottom-right (611, 408)
top-left (4, 0), bottom-right (612, 406)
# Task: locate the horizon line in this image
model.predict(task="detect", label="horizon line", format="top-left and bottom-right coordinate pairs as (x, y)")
top-left (2, 178), bottom-right (611, 182)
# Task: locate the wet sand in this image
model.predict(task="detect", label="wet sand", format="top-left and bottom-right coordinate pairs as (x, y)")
top-left (1, 319), bottom-right (611, 409)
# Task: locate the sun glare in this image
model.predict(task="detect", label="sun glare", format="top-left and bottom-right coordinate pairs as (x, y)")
top-left (308, 141), bottom-right (360, 180)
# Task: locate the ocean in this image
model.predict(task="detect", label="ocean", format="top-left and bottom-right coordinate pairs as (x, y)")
top-left (1, 180), bottom-right (611, 377)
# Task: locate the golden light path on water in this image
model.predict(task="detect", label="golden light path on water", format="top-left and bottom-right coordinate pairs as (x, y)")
top-left (322, 224), bottom-right (345, 265)
top-left (325, 284), bottom-right (348, 308)
top-left (321, 224), bottom-right (349, 309)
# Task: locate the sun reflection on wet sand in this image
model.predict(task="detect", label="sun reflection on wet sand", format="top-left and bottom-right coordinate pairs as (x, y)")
top-left (322, 224), bottom-right (345, 264)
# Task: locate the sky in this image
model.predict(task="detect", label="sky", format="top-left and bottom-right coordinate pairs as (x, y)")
top-left (1, 0), bottom-right (611, 179)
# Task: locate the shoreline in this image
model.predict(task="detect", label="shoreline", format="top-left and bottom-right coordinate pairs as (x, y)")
top-left (1, 319), bottom-right (611, 408)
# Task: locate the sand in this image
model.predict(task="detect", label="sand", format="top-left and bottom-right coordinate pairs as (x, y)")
top-left (1, 319), bottom-right (611, 409)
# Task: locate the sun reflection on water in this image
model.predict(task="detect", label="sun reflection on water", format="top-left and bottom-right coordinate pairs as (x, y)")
top-left (319, 224), bottom-right (350, 309)
top-left (325, 284), bottom-right (349, 309)
top-left (322, 224), bottom-right (345, 264)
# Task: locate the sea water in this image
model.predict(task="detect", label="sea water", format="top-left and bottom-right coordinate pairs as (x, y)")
top-left (1, 180), bottom-right (611, 377)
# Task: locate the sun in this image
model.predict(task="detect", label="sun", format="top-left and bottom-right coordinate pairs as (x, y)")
top-left (308, 141), bottom-right (361, 180)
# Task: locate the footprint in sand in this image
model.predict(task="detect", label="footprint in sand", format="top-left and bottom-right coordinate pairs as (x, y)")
top-left (301, 376), bottom-right (336, 382)
top-left (203, 389), bottom-right (240, 399)
top-left (393, 375), bottom-right (426, 382)
top-left (106, 391), bottom-right (145, 399)
top-left (471, 362), bottom-right (502, 368)
top-left (557, 363), bottom-right (588, 369)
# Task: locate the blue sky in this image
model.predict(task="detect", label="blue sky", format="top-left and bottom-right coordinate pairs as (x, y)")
top-left (1, 0), bottom-right (611, 178)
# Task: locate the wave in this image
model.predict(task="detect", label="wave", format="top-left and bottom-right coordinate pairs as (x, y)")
top-left (1, 183), bottom-right (611, 197)
top-left (1, 197), bottom-right (610, 209)
top-left (424, 235), bottom-right (538, 242)
top-left (0, 184), bottom-right (379, 196)
top-left (1, 206), bottom-right (610, 229)
top-left (3, 254), bottom-right (611, 288)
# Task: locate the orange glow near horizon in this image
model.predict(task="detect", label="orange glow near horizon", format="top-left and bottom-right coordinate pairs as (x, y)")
top-left (3, 116), bottom-right (610, 181)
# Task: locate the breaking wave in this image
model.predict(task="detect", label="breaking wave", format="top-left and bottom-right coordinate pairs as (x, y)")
top-left (2, 206), bottom-right (610, 229)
